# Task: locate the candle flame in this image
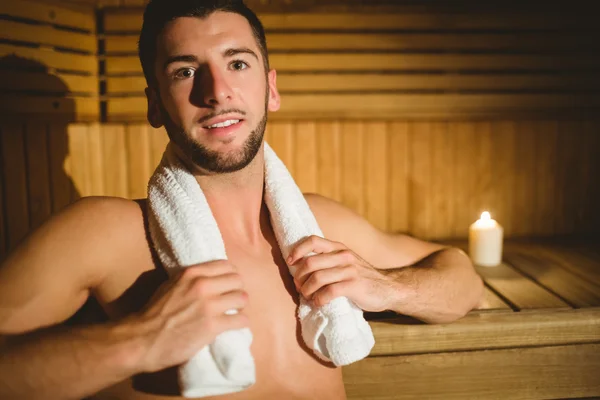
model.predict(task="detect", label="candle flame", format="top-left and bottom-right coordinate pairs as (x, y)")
top-left (481, 211), bottom-right (491, 221)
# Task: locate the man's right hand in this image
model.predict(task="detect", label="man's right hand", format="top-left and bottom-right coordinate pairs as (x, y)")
top-left (128, 260), bottom-right (249, 373)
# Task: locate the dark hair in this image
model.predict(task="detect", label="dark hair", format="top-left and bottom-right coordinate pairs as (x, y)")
top-left (138, 0), bottom-right (269, 88)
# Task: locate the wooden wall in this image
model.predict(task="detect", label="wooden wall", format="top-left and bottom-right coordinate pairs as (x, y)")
top-left (1, 119), bottom-right (598, 262)
top-left (100, 8), bottom-right (600, 121)
top-left (1, 1), bottom-right (599, 261)
top-left (0, 1), bottom-right (99, 121)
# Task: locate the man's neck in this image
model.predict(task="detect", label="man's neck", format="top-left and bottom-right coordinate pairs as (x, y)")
top-left (194, 147), bottom-right (268, 248)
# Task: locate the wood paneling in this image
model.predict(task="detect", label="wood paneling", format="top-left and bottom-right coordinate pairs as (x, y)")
top-left (0, 123), bottom-right (30, 252)
top-left (0, 0), bottom-right (95, 31)
top-left (101, 8), bottom-right (600, 122)
top-left (343, 343), bottom-right (600, 400)
top-left (0, 1), bottom-right (98, 122)
top-left (24, 123), bottom-right (52, 230)
top-left (0, 119), bottom-right (598, 253)
top-left (366, 308), bottom-right (600, 356)
top-left (103, 10), bottom-right (600, 33)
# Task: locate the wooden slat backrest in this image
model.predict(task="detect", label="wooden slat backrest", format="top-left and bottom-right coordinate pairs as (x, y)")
top-left (0, 0), bottom-right (95, 31)
top-left (101, 8), bottom-right (600, 121)
top-left (0, 0), bottom-right (98, 121)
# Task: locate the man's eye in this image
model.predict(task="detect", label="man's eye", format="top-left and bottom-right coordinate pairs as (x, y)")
top-left (174, 68), bottom-right (195, 79)
top-left (230, 60), bottom-right (248, 71)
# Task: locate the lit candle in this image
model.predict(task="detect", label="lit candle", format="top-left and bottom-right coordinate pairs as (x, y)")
top-left (468, 211), bottom-right (503, 267)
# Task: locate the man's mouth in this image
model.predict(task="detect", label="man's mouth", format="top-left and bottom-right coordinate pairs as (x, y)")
top-left (205, 119), bottom-right (242, 129)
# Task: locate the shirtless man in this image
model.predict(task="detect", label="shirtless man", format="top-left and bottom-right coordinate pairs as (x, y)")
top-left (0, 1), bottom-right (484, 399)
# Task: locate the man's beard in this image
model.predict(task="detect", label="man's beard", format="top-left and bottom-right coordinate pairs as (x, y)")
top-left (161, 96), bottom-right (268, 174)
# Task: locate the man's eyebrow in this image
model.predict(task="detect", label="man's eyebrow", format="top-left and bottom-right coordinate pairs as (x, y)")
top-left (163, 55), bottom-right (198, 71)
top-left (223, 47), bottom-right (259, 60)
top-left (162, 48), bottom-right (258, 71)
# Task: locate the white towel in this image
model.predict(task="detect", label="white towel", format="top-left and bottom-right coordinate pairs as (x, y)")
top-left (147, 141), bottom-right (375, 398)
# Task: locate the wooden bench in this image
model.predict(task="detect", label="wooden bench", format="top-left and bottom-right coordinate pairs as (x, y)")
top-left (343, 238), bottom-right (600, 399)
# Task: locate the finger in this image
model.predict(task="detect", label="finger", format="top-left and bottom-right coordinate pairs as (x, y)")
top-left (299, 266), bottom-right (354, 300)
top-left (294, 250), bottom-right (355, 285)
top-left (180, 261), bottom-right (237, 280)
top-left (312, 280), bottom-right (353, 307)
top-left (204, 290), bottom-right (249, 316)
top-left (189, 273), bottom-right (244, 298)
top-left (287, 235), bottom-right (346, 266)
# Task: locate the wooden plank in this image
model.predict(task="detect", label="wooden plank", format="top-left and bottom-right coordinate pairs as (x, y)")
top-left (316, 121), bottom-right (342, 203)
top-left (0, 44), bottom-right (97, 74)
top-left (533, 121), bottom-right (558, 236)
top-left (555, 121), bottom-right (581, 235)
top-left (451, 122), bottom-right (475, 237)
top-left (293, 121), bottom-right (317, 193)
top-left (491, 121), bottom-right (516, 237)
top-left (86, 123), bottom-right (105, 196)
top-left (589, 121), bottom-right (600, 233)
top-left (364, 122), bottom-right (388, 232)
top-left (267, 122), bottom-right (295, 176)
top-left (106, 94), bottom-right (600, 121)
top-left (512, 121), bottom-right (537, 237)
top-left (0, 0), bottom-right (95, 31)
top-left (104, 11), bottom-right (143, 32)
top-left (475, 262), bottom-right (570, 310)
top-left (341, 122), bottom-right (365, 217)
top-left (343, 343), bottom-right (600, 400)
top-left (444, 241), bottom-right (572, 309)
top-left (0, 127), bottom-right (6, 259)
top-left (102, 125), bottom-right (129, 198)
top-left (106, 73), bottom-right (600, 95)
top-left (67, 124), bottom-right (91, 197)
top-left (473, 122), bottom-right (495, 236)
top-left (0, 20), bottom-right (96, 53)
top-left (48, 123), bottom-right (76, 211)
top-left (259, 13), bottom-right (600, 30)
top-left (0, 94), bottom-right (99, 122)
top-left (387, 122), bottom-right (409, 234)
top-left (408, 122), bottom-right (431, 239)
top-left (126, 124), bottom-right (152, 200)
top-left (429, 122), bottom-right (452, 239)
top-left (105, 53), bottom-right (600, 74)
top-left (1, 70), bottom-right (98, 96)
top-left (104, 12), bottom-right (600, 33)
top-left (24, 122), bottom-right (52, 230)
top-left (104, 32), bottom-right (600, 53)
top-left (0, 123), bottom-right (30, 251)
top-left (366, 308), bottom-right (600, 356)
top-left (504, 250), bottom-right (600, 308)
top-left (580, 120), bottom-right (599, 234)
top-left (478, 287), bottom-right (511, 311)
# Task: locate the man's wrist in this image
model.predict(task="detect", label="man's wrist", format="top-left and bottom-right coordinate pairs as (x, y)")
top-left (105, 317), bottom-right (150, 377)
top-left (381, 268), bottom-right (419, 315)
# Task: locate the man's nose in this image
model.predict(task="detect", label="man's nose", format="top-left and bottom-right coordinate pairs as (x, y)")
top-left (194, 64), bottom-right (233, 106)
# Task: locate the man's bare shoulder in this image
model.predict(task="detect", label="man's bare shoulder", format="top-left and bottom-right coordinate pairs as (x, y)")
top-left (2, 196), bottom-right (149, 289)
top-left (0, 196), bottom-right (151, 333)
top-left (303, 193), bottom-right (380, 243)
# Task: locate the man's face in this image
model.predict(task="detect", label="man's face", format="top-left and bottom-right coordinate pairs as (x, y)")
top-left (147, 11), bottom-right (280, 173)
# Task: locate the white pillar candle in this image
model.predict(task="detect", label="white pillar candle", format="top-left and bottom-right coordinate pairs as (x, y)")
top-left (468, 211), bottom-right (503, 267)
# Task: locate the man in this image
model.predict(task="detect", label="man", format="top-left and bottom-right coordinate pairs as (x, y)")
top-left (0, 0), bottom-right (483, 398)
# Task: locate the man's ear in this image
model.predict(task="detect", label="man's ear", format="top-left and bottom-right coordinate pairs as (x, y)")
top-left (145, 86), bottom-right (164, 128)
top-left (266, 69), bottom-right (281, 112)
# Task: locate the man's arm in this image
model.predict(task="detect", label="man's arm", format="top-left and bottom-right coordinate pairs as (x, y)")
top-left (298, 194), bottom-right (484, 324)
top-left (0, 198), bottom-right (145, 399)
top-left (0, 197), bottom-right (249, 399)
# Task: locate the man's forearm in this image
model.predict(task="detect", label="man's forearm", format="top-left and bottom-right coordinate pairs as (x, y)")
top-left (383, 247), bottom-right (484, 323)
top-left (0, 320), bottom-right (145, 400)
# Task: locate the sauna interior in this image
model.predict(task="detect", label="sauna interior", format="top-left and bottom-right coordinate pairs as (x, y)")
top-left (0, 0), bottom-right (599, 399)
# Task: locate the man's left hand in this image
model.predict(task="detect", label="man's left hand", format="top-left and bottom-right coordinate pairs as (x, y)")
top-left (287, 235), bottom-right (401, 312)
